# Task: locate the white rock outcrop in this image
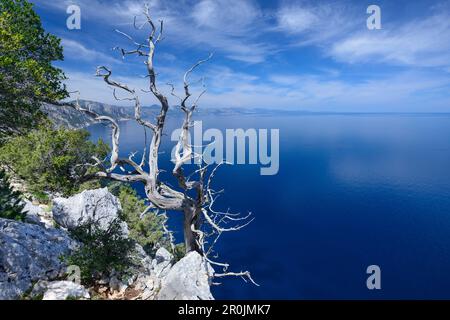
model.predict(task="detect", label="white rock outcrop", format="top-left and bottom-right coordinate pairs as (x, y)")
top-left (23, 200), bottom-right (53, 228)
top-left (0, 218), bottom-right (77, 300)
top-left (157, 251), bottom-right (214, 300)
top-left (52, 188), bottom-right (128, 234)
top-left (151, 247), bottom-right (173, 278)
top-left (42, 281), bottom-right (90, 300)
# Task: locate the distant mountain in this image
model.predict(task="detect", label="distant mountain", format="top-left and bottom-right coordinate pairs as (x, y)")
top-left (42, 99), bottom-right (318, 129)
top-left (41, 100), bottom-right (159, 129)
top-left (41, 99), bottom-right (256, 129)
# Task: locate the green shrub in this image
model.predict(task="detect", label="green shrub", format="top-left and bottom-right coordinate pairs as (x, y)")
top-left (77, 180), bottom-right (103, 193)
top-left (31, 190), bottom-right (50, 204)
top-left (173, 243), bottom-right (186, 262)
top-left (0, 123), bottom-right (110, 196)
top-left (65, 218), bottom-right (134, 286)
top-left (117, 185), bottom-right (172, 255)
top-left (0, 169), bottom-right (26, 221)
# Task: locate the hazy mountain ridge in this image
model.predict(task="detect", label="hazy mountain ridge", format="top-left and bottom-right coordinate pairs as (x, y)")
top-left (41, 100), bottom-right (239, 129)
top-left (41, 100), bottom-right (160, 129)
top-left (42, 99), bottom-right (294, 129)
top-left (42, 100), bottom-right (446, 129)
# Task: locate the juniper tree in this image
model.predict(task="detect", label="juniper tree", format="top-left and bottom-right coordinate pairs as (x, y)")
top-left (60, 5), bottom-right (256, 284)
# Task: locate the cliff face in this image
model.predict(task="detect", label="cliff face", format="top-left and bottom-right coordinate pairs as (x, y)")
top-left (41, 100), bottom-right (158, 129)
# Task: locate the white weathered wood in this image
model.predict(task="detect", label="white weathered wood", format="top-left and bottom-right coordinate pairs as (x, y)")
top-left (58, 6), bottom-right (255, 285)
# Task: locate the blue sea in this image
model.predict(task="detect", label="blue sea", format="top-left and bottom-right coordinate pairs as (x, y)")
top-left (89, 113), bottom-right (450, 299)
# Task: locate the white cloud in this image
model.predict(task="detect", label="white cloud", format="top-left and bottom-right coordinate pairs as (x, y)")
top-left (33, 0), bottom-right (450, 112)
top-left (201, 71), bottom-right (450, 111)
top-left (191, 0), bottom-right (260, 34)
top-left (277, 5), bottom-right (321, 33)
top-left (331, 12), bottom-right (450, 68)
top-left (275, 1), bottom-right (360, 45)
top-left (160, 0), bottom-right (271, 63)
top-left (32, 0), bottom-right (272, 64)
top-left (64, 66), bottom-right (450, 112)
top-left (275, 1), bottom-right (450, 70)
top-left (61, 39), bottom-right (119, 64)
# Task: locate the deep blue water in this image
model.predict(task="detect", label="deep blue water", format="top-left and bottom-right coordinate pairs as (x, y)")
top-left (89, 113), bottom-right (450, 299)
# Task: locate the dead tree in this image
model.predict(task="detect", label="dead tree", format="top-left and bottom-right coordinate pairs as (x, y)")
top-left (58, 5), bottom-right (256, 285)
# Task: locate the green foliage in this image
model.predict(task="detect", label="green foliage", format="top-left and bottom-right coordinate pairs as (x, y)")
top-left (77, 180), bottom-right (103, 193)
top-left (65, 218), bottom-right (134, 286)
top-left (30, 190), bottom-right (50, 204)
top-left (0, 0), bottom-right (67, 141)
top-left (0, 169), bottom-right (26, 221)
top-left (117, 185), bottom-right (172, 255)
top-left (0, 123), bottom-right (110, 196)
top-left (173, 243), bottom-right (186, 262)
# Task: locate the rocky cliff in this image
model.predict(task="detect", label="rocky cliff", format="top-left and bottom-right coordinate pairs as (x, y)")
top-left (0, 188), bottom-right (214, 300)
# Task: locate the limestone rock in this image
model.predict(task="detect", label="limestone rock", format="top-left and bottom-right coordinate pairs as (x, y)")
top-left (23, 200), bottom-right (53, 228)
top-left (42, 281), bottom-right (90, 300)
top-left (151, 247), bottom-right (173, 278)
top-left (0, 218), bottom-right (77, 300)
top-left (52, 188), bottom-right (128, 235)
top-left (157, 252), bottom-right (214, 300)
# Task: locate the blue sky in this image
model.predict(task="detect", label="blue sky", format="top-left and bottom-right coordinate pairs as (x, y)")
top-left (30, 0), bottom-right (450, 112)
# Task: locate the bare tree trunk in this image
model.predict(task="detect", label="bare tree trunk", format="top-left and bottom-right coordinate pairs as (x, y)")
top-left (59, 5), bottom-right (257, 285)
top-left (183, 203), bottom-right (201, 254)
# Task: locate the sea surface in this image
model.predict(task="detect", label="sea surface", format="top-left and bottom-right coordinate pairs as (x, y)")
top-left (88, 113), bottom-right (450, 299)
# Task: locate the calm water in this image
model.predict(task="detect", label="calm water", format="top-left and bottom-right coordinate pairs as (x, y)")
top-left (89, 113), bottom-right (450, 299)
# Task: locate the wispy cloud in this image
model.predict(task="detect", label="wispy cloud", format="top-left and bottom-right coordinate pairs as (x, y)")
top-left (32, 0), bottom-right (450, 111)
top-left (198, 70), bottom-right (450, 111)
top-left (158, 0), bottom-right (273, 63)
top-left (330, 11), bottom-right (450, 68)
top-left (33, 0), bottom-right (273, 64)
top-left (275, 0), bottom-right (360, 45)
top-left (61, 38), bottom-right (119, 64)
top-left (275, 0), bottom-right (450, 69)
top-left (66, 65), bottom-right (450, 112)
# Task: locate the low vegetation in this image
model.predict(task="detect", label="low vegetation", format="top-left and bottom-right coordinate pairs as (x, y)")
top-left (114, 184), bottom-right (186, 260)
top-left (116, 185), bottom-right (172, 255)
top-left (64, 185), bottom-right (186, 285)
top-left (65, 218), bottom-right (134, 286)
top-left (0, 123), bottom-right (109, 198)
top-left (0, 169), bottom-right (26, 221)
